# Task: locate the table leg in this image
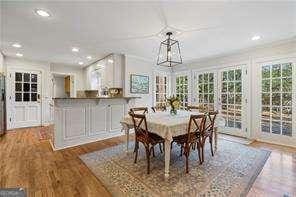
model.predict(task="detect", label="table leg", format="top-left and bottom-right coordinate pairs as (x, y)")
top-left (164, 139), bottom-right (171, 178)
top-left (121, 123), bottom-right (130, 153)
top-left (214, 127), bottom-right (218, 151)
top-left (125, 128), bottom-right (130, 153)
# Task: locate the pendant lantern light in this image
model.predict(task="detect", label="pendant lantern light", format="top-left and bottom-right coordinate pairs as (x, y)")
top-left (157, 32), bottom-right (182, 67)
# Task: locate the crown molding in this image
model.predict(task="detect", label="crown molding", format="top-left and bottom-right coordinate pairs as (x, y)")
top-left (184, 36), bottom-right (296, 65)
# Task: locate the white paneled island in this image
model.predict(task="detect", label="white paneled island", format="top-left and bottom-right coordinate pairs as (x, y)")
top-left (52, 97), bottom-right (138, 150)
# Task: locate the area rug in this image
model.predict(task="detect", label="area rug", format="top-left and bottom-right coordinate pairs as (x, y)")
top-left (80, 140), bottom-right (270, 197)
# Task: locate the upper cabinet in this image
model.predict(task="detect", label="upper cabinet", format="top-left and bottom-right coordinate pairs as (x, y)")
top-left (84, 54), bottom-right (124, 91)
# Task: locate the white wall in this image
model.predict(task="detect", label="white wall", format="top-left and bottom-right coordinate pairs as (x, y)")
top-left (124, 55), bottom-right (171, 107)
top-left (53, 76), bottom-right (67, 98)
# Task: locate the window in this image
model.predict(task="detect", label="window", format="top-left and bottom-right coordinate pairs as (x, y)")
top-left (91, 70), bottom-right (102, 90)
top-left (261, 63), bottom-right (293, 136)
top-left (155, 75), bottom-right (168, 107)
top-left (220, 68), bottom-right (242, 129)
top-left (15, 72), bottom-right (38, 102)
top-left (176, 75), bottom-right (188, 109)
top-left (197, 72), bottom-right (215, 111)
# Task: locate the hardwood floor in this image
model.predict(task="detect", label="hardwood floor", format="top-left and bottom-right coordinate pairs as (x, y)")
top-left (1, 127), bottom-right (295, 197)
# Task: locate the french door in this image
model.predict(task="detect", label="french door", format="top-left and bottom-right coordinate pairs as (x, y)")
top-left (175, 72), bottom-right (190, 109)
top-left (218, 66), bottom-right (248, 137)
top-left (154, 72), bottom-right (170, 107)
top-left (193, 65), bottom-right (249, 137)
top-left (193, 71), bottom-right (217, 112)
top-left (257, 59), bottom-right (296, 146)
top-left (7, 70), bottom-right (42, 129)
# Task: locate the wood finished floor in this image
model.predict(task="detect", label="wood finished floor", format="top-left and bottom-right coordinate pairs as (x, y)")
top-left (1, 127), bottom-right (295, 197)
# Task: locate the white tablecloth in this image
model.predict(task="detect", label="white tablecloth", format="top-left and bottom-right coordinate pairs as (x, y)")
top-left (121, 110), bottom-right (225, 143)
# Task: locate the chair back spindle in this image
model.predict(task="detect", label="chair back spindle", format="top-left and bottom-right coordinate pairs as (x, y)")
top-left (186, 114), bottom-right (206, 143)
top-left (186, 105), bottom-right (203, 112)
top-left (130, 107), bottom-right (148, 114)
top-left (204, 111), bottom-right (218, 132)
top-left (151, 105), bottom-right (166, 113)
top-left (128, 112), bottom-right (149, 139)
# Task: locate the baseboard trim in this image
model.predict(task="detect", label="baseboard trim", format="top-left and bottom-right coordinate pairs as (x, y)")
top-left (255, 138), bottom-right (296, 149)
top-left (53, 131), bottom-right (125, 151)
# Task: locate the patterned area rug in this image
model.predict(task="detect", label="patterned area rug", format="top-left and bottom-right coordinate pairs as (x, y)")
top-left (80, 140), bottom-right (270, 197)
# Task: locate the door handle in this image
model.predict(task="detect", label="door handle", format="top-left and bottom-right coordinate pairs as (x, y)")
top-left (37, 94), bottom-right (41, 103)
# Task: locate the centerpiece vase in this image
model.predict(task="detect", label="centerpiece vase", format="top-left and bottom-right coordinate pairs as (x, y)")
top-left (170, 107), bottom-right (177, 116)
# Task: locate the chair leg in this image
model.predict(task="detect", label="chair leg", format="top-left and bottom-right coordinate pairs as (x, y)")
top-left (199, 138), bottom-right (205, 163)
top-left (134, 143), bottom-right (139, 163)
top-left (152, 146), bottom-right (155, 157)
top-left (180, 146), bottom-right (183, 157)
top-left (145, 147), bottom-right (151, 174)
top-left (197, 144), bottom-right (202, 164)
top-left (185, 154), bottom-right (189, 173)
top-left (201, 139), bottom-right (205, 163)
top-left (184, 145), bottom-right (190, 173)
top-left (210, 137), bottom-right (214, 157)
top-left (159, 143), bottom-right (163, 153)
top-left (134, 141), bottom-right (139, 153)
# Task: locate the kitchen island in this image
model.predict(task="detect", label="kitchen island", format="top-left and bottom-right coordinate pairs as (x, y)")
top-left (52, 97), bottom-right (138, 150)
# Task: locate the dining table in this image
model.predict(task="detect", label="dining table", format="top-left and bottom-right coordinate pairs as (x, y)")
top-left (120, 110), bottom-right (223, 177)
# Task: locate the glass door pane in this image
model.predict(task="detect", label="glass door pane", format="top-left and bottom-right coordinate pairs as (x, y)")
top-left (219, 65), bottom-right (246, 137)
top-left (155, 75), bottom-right (168, 107)
top-left (176, 75), bottom-right (188, 109)
top-left (261, 63), bottom-right (293, 137)
top-left (196, 72), bottom-right (215, 112)
top-left (14, 72), bottom-right (39, 103)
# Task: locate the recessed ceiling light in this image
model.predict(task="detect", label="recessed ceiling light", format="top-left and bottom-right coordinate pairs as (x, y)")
top-left (86, 56), bottom-right (92, 60)
top-left (78, 61), bottom-right (84, 65)
top-left (16, 53), bottom-right (23, 57)
top-left (12, 43), bottom-right (22, 48)
top-left (108, 59), bottom-right (114, 63)
top-left (35, 9), bottom-right (51, 17)
top-left (252, 35), bottom-right (261, 41)
top-left (72, 47), bottom-right (79, 52)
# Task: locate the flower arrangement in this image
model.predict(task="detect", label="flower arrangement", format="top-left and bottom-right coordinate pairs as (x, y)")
top-left (167, 95), bottom-right (181, 115)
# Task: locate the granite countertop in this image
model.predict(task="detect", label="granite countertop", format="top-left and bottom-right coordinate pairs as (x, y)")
top-left (53, 96), bottom-right (140, 99)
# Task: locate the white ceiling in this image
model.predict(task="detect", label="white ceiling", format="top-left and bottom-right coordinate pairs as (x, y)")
top-left (1, 1), bottom-right (295, 67)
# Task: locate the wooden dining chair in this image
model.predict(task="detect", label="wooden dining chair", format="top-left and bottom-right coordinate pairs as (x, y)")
top-left (130, 107), bottom-right (163, 154)
top-left (151, 105), bottom-right (166, 113)
top-left (201, 111), bottom-right (218, 162)
top-left (172, 114), bottom-right (206, 173)
top-left (129, 112), bottom-right (165, 174)
top-left (186, 105), bottom-right (203, 112)
top-left (123, 107), bottom-right (148, 135)
top-left (130, 107), bottom-right (148, 114)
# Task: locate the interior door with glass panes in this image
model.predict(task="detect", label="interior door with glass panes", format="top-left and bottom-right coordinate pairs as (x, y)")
top-left (175, 75), bottom-right (189, 109)
top-left (155, 74), bottom-right (169, 108)
top-left (259, 60), bottom-right (295, 145)
top-left (194, 71), bottom-right (217, 112)
top-left (219, 65), bottom-right (247, 137)
top-left (8, 70), bottom-right (41, 129)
